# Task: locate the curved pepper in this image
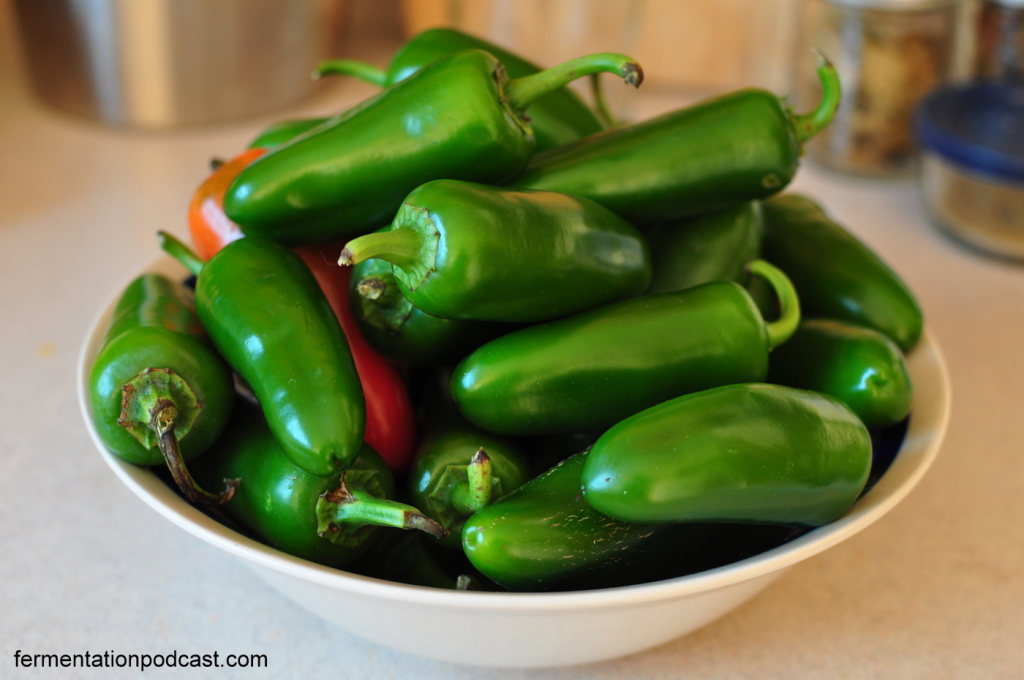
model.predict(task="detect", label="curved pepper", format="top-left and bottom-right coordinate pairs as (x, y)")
top-left (314, 28), bottom-right (606, 152)
top-left (767, 319), bottom-right (913, 429)
top-left (646, 201), bottom-right (763, 294)
top-left (88, 274), bottom-right (236, 505)
top-left (339, 180), bottom-right (651, 322)
top-left (511, 54), bottom-right (840, 223)
top-left (224, 49), bottom-right (642, 245)
top-left (160, 233), bottom-right (364, 478)
top-left (463, 451), bottom-right (813, 592)
top-left (463, 452), bottom-right (682, 591)
top-left (581, 383), bottom-right (872, 526)
top-left (349, 257), bottom-right (503, 367)
top-left (186, 153), bottom-right (417, 474)
top-left (191, 404), bottom-right (445, 568)
top-left (761, 193), bottom-right (924, 352)
top-left (450, 259), bottom-right (799, 435)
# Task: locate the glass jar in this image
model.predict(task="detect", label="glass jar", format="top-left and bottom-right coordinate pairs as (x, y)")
top-left (915, 83), bottom-right (1024, 260)
top-left (975, 0), bottom-right (1024, 81)
top-left (797, 0), bottom-right (962, 176)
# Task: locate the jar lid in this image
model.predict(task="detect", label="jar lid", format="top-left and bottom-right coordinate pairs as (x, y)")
top-left (824, 0), bottom-right (959, 9)
top-left (915, 83), bottom-right (1024, 183)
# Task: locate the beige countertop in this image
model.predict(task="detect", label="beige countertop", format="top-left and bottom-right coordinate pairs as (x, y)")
top-left (2, 10), bottom-right (1023, 680)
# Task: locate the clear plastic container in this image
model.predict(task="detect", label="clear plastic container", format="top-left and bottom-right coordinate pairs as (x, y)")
top-left (797, 0), bottom-right (962, 176)
top-left (915, 83), bottom-right (1024, 259)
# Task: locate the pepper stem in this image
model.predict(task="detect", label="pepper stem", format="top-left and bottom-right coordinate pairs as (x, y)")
top-left (505, 53), bottom-right (643, 113)
top-left (339, 228), bottom-right (427, 271)
top-left (450, 449), bottom-right (494, 513)
top-left (357, 276), bottom-right (387, 302)
top-left (153, 403), bottom-right (239, 506)
top-left (590, 74), bottom-right (617, 128)
top-left (357, 275), bottom-right (407, 312)
top-left (319, 474), bottom-right (448, 541)
top-left (313, 59), bottom-right (388, 87)
top-left (119, 367), bottom-right (238, 505)
top-left (466, 449), bottom-right (493, 512)
top-left (747, 259), bottom-right (800, 350)
top-left (791, 50), bottom-right (841, 144)
top-left (158, 231), bottom-right (206, 276)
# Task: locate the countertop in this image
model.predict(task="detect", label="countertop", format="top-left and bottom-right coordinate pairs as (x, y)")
top-left (2, 15), bottom-right (1024, 680)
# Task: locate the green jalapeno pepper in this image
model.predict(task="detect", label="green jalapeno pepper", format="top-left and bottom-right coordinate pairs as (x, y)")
top-left (224, 50), bottom-right (642, 246)
top-left (191, 404), bottom-right (445, 568)
top-left (405, 372), bottom-right (531, 550)
top-left (315, 28), bottom-right (606, 152)
top-left (349, 256), bottom-right (502, 366)
top-left (450, 259), bottom-right (799, 435)
top-left (646, 201), bottom-right (764, 294)
top-left (581, 383), bottom-right (872, 527)
top-left (510, 55), bottom-right (840, 223)
top-left (463, 451), bottom-right (805, 592)
top-left (159, 232), bottom-right (364, 478)
top-left (339, 180), bottom-right (651, 322)
top-left (767, 319), bottom-right (913, 429)
top-left (463, 452), bottom-right (684, 591)
top-left (408, 423), bottom-right (530, 550)
top-left (88, 273), bottom-right (237, 505)
top-left (247, 118), bottom-right (328, 150)
top-left (761, 193), bottom-right (924, 352)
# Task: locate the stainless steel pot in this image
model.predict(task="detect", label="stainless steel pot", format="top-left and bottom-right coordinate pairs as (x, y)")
top-left (12, 0), bottom-right (345, 128)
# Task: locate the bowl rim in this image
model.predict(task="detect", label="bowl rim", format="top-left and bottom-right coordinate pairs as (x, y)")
top-left (78, 255), bottom-right (951, 612)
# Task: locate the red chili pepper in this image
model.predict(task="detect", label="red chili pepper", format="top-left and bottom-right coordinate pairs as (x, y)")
top-left (187, 149), bottom-right (417, 473)
top-left (296, 245), bottom-right (417, 473)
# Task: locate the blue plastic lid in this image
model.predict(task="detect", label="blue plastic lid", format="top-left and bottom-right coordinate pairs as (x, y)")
top-left (914, 83), bottom-right (1024, 183)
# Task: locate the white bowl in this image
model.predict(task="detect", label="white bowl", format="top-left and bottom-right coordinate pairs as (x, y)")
top-left (78, 256), bottom-right (951, 668)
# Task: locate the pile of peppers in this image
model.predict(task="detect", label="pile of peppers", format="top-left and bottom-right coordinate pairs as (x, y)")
top-left (88, 28), bottom-right (923, 593)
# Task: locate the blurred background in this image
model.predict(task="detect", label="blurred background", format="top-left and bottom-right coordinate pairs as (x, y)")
top-left (5, 0), bottom-right (1012, 170)
top-left (2, 2), bottom-right (1024, 677)
top-left (0, 0), bottom-right (987, 124)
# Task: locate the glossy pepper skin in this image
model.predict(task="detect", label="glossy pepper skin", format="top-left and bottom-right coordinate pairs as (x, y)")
top-left (88, 274), bottom-right (236, 505)
top-left (646, 202), bottom-right (763, 294)
top-left (316, 28), bottom-right (605, 152)
top-left (224, 49), bottom-right (642, 245)
top-left (188, 148), bottom-right (265, 260)
top-left (191, 404), bottom-right (444, 568)
top-left (581, 383), bottom-right (873, 527)
top-left (339, 180), bottom-right (651, 322)
top-left (161, 233), bottom-right (365, 477)
top-left (349, 256), bottom-right (502, 367)
top-left (186, 155), bottom-right (416, 474)
top-left (450, 260), bottom-right (799, 435)
top-left (463, 452), bottom-right (726, 592)
top-left (510, 56), bottom-right (840, 223)
top-left (408, 421), bottom-right (530, 550)
top-left (768, 319), bottom-right (913, 429)
top-left (761, 193), bottom-right (924, 352)
top-left (296, 246), bottom-right (418, 474)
